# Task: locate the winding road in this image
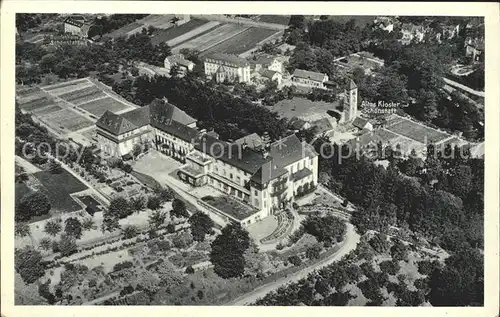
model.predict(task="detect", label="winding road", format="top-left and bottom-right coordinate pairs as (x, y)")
top-left (229, 222), bottom-right (360, 306)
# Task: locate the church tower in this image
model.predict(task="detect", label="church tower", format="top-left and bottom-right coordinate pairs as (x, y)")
top-left (344, 79), bottom-right (358, 122)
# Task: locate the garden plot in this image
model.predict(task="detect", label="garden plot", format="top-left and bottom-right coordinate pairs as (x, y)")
top-left (136, 14), bottom-right (177, 29)
top-left (107, 22), bottom-right (143, 38)
top-left (57, 85), bottom-right (103, 104)
top-left (386, 117), bottom-right (450, 144)
top-left (79, 96), bottom-right (134, 117)
top-left (43, 81), bottom-right (94, 96)
top-left (18, 95), bottom-right (56, 113)
top-left (43, 78), bottom-right (90, 91)
top-left (200, 27), bottom-right (279, 56)
top-left (40, 108), bottom-right (94, 133)
top-left (257, 15), bottom-right (291, 25)
top-left (16, 86), bottom-right (41, 97)
top-left (32, 103), bottom-right (64, 116)
top-left (153, 19), bottom-right (219, 46)
top-left (173, 23), bottom-right (249, 53)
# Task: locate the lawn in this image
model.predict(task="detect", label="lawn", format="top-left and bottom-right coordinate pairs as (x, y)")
top-left (200, 27), bottom-right (278, 56)
top-left (386, 118), bottom-right (450, 144)
top-left (79, 96), bottom-right (133, 116)
top-left (174, 23), bottom-right (249, 53)
top-left (168, 22), bottom-right (222, 48)
top-left (202, 195), bottom-right (257, 220)
top-left (150, 18), bottom-right (209, 45)
top-left (272, 97), bottom-right (341, 121)
top-left (41, 108), bottom-right (94, 132)
top-left (33, 169), bottom-right (88, 213)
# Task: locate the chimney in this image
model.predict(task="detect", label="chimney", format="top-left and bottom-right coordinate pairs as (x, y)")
top-left (262, 149), bottom-right (269, 159)
top-left (242, 140), bottom-right (248, 150)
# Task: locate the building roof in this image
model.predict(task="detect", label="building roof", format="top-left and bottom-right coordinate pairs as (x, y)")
top-left (291, 168), bottom-right (313, 182)
top-left (64, 16), bottom-right (89, 28)
top-left (349, 79), bottom-right (357, 90)
top-left (269, 134), bottom-right (317, 169)
top-left (234, 133), bottom-right (264, 150)
top-left (96, 100), bottom-right (197, 138)
top-left (292, 69), bottom-right (327, 82)
top-left (311, 118), bottom-right (334, 134)
top-left (203, 53), bottom-right (249, 68)
top-left (259, 69), bottom-right (280, 80)
top-left (352, 117), bottom-right (370, 129)
top-left (166, 54), bottom-right (195, 68)
top-left (250, 55), bottom-right (275, 66)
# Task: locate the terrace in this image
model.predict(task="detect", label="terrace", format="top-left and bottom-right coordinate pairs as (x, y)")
top-left (201, 195), bottom-right (257, 221)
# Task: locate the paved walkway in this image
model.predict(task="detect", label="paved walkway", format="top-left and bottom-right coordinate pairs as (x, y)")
top-left (229, 222), bottom-right (360, 305)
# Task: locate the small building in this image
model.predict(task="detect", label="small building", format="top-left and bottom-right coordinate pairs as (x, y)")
top-left (291, 69), bottom-right (329, 89)
top-left (250, 55), bottom-right (283, 73)
top-left (352, 117), bottom-right (374, 131)
top-left (374, 16), bottom-right (395, 33)
top-left (259, 69), bottom-right (282, 86)
top-left (400, 23), bottom-right (426, 45)
top-left (465, 37), bottom-right (484, 63)
top-left (234, 133), bottom-right (265, 150)
top-left (164, 54), bottom-right (195, 77)
top-left (64, 15), bottom-right (92, 37)
top-left (203, 53), bottom-right (251, 83)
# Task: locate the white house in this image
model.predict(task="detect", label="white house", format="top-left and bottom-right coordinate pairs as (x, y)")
top-left (291, 69), bottom-right (329, 89)
top-left (164, 54), bottom-right (195, 77)
top-left (203, 53), bottom-right (251, 83)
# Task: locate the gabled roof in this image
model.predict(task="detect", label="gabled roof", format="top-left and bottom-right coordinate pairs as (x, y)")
top-left (269, 134), bottom-right (317, 169)
top-left (166, 54), bottom-right (195, 68)
top-left (250, 55), bottom-right (276, 66)
top-left (352, 117), bottom-right (370, 129)
top-left (259, 69), bottom-right (280, 80)
top-left (96, 110), bottom-right (138, 135)
top-left (349, 79), bottom-right (357, 90)
top-left (292, 69), bottom-right (327, 82)
top-left (311, 118), bottom-right (334, 134)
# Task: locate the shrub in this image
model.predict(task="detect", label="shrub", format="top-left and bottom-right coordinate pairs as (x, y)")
top-left (122, 164), bottom-right (133, 173)
top-left (122, 225), bottom-right (139, 239)
top-left (82, 217), bottom-right (95, 231)
top-left (39, 237), bottom-right (52, 251)
top-left (156, 239), bottom-right (172, 252)
top-left (147, 196), bottom-right (162, 210)
top-left (305, 245), bottom-right (321, 260)
top-left (390, 239), bottom-right (409, 262)
top-left (288, 255), bottom-right (302, 266)
top-left (185, 266), bottom-right (195, 274)
top-left (113, 261), bottom-right (134, 272)
top-left (166, 223), bottom-right (176, 233)
top-left (276, 242), bottom-right (284, 250)
top-left (52, 240), bottom-right (60, 253)
top-left (417, 260), bottom-right (438, 276)
top-left (360, 262), bottom-right (376, 279)
top-left (120, 285), bottom-right (134, 296)
top-left (172, 232), bottom-right (193, 249)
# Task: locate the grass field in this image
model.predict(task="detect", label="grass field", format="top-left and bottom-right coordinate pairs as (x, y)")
top-left (79, 96), bottom-right (133, 116)
top-left (107, 22), bottom-right (143, 38)
top-left (33, 169), bottom-right (88, 213)
top-left (272, 97), bottom-right (342, 121)
top-left (173, 23), bottom-right (249, 53)
top-left (44, 81), bottom-right (94, 97)
top-left (58, 85), bottom-right (102, 103)
top-left (257, 15), bottom-right (290, 25)
top-left (16, 86), bottom-right (41, 97)
top-left (200, 27), bottom-right (278, 56)
top-left (150, 18), bottom-right (210, 46)
top-left (40, 108), bottom-right (94, 132)
top-left (386, 118), bottom-right (450, 144)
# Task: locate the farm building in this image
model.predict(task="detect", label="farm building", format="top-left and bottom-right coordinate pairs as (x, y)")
top-left (96, 100), bottom-right (318, 227)
top-left (291, 69), bottom-right (329, 89)
top-left (352, 117), bottom-right (374, 131)
top-left (203, 53), bottom-right (251, 83)
top-left (64, 15), bottom-right (92, 37)
top-left (164, 54), bottom-right (195, 77)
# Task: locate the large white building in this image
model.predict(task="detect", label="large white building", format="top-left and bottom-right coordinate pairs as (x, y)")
top-left (63, 15), bottom-right (91, 37)
top-left (291, 69), bottom-right (329, 89)
top-left (96, 100), bottom-right (318, 226)
top-left (203, 53), bottom-right (251, 83)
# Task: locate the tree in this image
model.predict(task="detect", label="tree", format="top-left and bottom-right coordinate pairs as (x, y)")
top-left (15, 246), bottom-right (45, 284)
top-left (288, 255), bottom-right (302, 266)
top-left (172, 231), bottom-right (194, 249)
top-left (122, 225), bottom-right (139, 239)
top-left (58, 234), bottom-right (78, 256)
top-left (379, 260), bottom-right (400, 275)
top-left (369, 233), bottom-right (390, 253)
top-left (130, 195), bottom-right (147, 211)
top-left (64, 217), bottom-right (83, 239)
top-left (210, 223), bottom-right (250, 278)
top-left (15, 222), bottom-right (31, 237)
top-left (156, 186), bottom-right (174, 202)
top-left (302, 214), bottom-right (347, 243)
top-left (16, 191), bottom-right (51, 222)
top-left (306, 244), bottom-right (322, 260)
top-left (38, 237), bottom-right (52, 251)
top-left (40, 53), bottom-right (58, 73)
top-left (44, 219), bottom-right (62, 237)
top-left (148, 210), bottom-right (167, 229)
top-left (107, 196), bottom-right (132, 219)
top-left (81, 217), bottom-right (95, 231)
top-left (135, 268), bottom-right (161, 295)
top-left (171, 198), bottom-right (188, 218)
top-left (147, 195), bottom-right (162, 210)
top-left (390, 239), bottom-right (409, 262)
top-left (156, 259), bottom-right (183, 288)
top-left (188, 211), bottom-right (214, 241)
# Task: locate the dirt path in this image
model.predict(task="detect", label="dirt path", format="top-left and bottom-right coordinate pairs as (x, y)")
top-left (229, 222), bottom-right (360, 305)
top-left (15, 155), bottom-right (42, 174)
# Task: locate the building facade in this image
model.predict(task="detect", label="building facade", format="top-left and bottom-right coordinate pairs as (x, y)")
top-left (292, 69), bottom-right (329, 89)
top-left (203, 53), bottom-right (251, 83)
top-left (64, 16), bottom-right (91, 37)
top-left (96, 100), bottom-right (318, 226)
top-left (164, 54), bottom-right (195, 77)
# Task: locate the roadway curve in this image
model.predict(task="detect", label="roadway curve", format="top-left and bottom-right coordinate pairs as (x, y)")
top-left (229, 222), bottom-right (360, 306)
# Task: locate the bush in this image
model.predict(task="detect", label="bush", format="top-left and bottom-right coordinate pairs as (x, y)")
top-left (39, 237), bottom-right (52, 251)
top-left (379, 260), bottom-right (400, 275)
top-left (120, 285), bottom-right (135, 296)
top-left (360, 262), bottom-right (376, 279)
top-left (172, 232), bottom-right (193, 249)
top-left (417, 260), bottom-right (438, 276)
top-left (113, 261), bottom-right (134, 272)
top-left (288, 255), bottom-right (302, 266)
top-left (166, 223), bottom-right (176, 233)
top-left (305, 245), bottom-right (321, 260)
top-left (122, 164), bottom-right (133, 173)
top-left (122, 225), bottom-right (139, 239)
top-left (156, 239), bottom-right (172, 252)
top-left (185, 266), bottom-right (195, 274)
top-left (276, 242), bottom-right (284, 250)
top-left (147, 196), bottom-right (162, 210)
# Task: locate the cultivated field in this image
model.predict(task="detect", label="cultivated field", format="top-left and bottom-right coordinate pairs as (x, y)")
top-left (31, 103), bottom-right (65, 116)
top-left (17, 95), bottom-right (55, 113)
top-left (200, 27), bottom-right (279, 56)
top-left (173, 23), bottom-right (249, 53)
top-left (150, 18), bottom-right (214, 46)
top-left (107, 22), bottom-right (143, 38)
top-left (257, 15), bottom-right (290, 25)
top-left (39, 108), bottom-right (94, 133)
top-left (79, 96), bottom-right (134, 117)
top-left (57, 85), bottom-right (104, 104)
top-left (386, 117), bottom-right (450, 144)
top-left (43, 81), bottom-right (94, 96)
top-left (136, 14), bottom-right (177, 29)
top-left (43, 78), bottom-right (90, 92)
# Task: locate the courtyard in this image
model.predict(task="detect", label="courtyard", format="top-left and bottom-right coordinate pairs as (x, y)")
top-left (271, 97), bottom-right (341, 122)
